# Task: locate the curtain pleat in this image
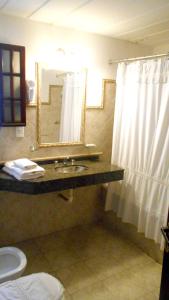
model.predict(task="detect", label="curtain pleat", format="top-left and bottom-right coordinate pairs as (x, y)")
top-left (59, 71), bottom-right (85, 142)
top-left (106, 58), bottom-right (169, 247)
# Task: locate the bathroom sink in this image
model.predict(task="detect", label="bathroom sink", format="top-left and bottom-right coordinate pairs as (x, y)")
top-left (55, 165), bottom-right (88, 174)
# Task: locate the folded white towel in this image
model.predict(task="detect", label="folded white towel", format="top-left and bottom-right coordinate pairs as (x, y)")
top-left (3, 161), bottom-right (45, 181)
top-left (7, 158), bottom-right (38, 170)
top-left (3, 166), bottom-right (45, 180)
top-left (0, 273), bottom-right (64, 300)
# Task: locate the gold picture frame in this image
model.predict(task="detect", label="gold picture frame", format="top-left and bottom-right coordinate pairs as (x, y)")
top-left (36, 63), bottom-right (87, 148)
top-left (41, 84), bottom-right (54, 105)
top-left (86, 79), bottom-right (114, 109)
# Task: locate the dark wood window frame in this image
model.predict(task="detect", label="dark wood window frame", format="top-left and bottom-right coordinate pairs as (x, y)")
top-left (0, 43), bottom-right (26, 126)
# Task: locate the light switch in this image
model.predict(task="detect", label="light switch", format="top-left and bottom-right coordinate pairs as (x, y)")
top-left (16, 126), bottom-right (24, 138)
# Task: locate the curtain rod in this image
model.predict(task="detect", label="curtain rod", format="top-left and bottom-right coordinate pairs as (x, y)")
top-left (109, 52), bottom-right (169, 64)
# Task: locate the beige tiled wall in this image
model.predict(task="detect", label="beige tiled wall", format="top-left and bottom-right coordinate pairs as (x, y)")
top-left (0, 186), bottom-right (105, 246)
top-left (85, 80), bottom-right (116, 162)
top-left (0, 82), bottom-right (116, 245)
top-left (0, 81), bottom-right (116, 162)
top-left (0, 14), bottom-right (154, 248)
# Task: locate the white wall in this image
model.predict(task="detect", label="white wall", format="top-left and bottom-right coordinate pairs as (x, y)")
top-left (0, 14), bottom-right (153, 161)
top-left (0, 14), bottom-right (153, 81)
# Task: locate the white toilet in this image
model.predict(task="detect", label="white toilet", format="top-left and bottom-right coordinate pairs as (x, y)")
top-left (0, 247), bottom-right (27, 284)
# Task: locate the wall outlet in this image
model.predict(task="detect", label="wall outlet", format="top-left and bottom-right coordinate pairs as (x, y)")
top-left (16, 127), bottom-right (24, 138)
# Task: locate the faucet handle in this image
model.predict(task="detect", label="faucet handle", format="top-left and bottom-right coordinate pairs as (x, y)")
top-left (63, 157), bottom-right (69, 165)
top-left (54, 160), bottom-right (59, 166)
top-left (71, 159), bottom-right (75, 165)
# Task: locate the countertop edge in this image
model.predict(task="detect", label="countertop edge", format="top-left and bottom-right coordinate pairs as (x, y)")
top-left (0, 168), bottom-right (124, 194)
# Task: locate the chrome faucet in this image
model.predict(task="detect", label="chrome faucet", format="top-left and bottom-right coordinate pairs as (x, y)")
top-left (63, 157), bottom-right (76, 165)
top-left (55, 157), bottom-right (75, 166)
top-left (63, 156), bottom-right (70, 165)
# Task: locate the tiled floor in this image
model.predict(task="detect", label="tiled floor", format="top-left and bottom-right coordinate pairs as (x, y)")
top-left (14, 223), bottom-right (162, 300)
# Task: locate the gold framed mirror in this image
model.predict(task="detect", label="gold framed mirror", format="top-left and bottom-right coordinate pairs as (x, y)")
top-left (36, 63), bottom-right (87, 147)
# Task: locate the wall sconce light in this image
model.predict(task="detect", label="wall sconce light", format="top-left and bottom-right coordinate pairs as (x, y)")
top-left (56, 48), bottom-right (66, 56)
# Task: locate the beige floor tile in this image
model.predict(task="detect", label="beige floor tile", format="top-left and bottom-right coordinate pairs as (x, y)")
top-left (35, 232), bottom-right (65, 253)
top-left (103, 270), bottom-right (147, 299)
top-left (85, 234), bottom-right (150, 268)
top-left (104, 282), bottom-right (144, 300)
top-left (44, 247), bottom-right (81, 270)
top-left (76, 242), bottom-right (107, 260)
top-left (78, 223), bottom-right (110, 236)
top-left (72, 223), bottom-right (127, 254)
top-left (113, 248), bottom-right (155, 272)
top-left (35, 227), bottom-right (90, 256)
top-left (84, 254), bottom-right (126, 280)
top-left (14, 239), bottom-right (40, 259)
top-left (76, 234), bottom-right (126, 260)
top-left (51, 261), bottom-right (101, 294)
top-left (14, 239), bottom-right (52, 276)
top-left (63, 290), bottom-right (73, 300)
top-left (23, 253), bottom-right (52, 275)
top-left (150, 288), bottom-right (160, 300)
top-left (132, 261), bottom-right (162, 292)
top-left (55, 226), bottom-right (94, 251)
top-left (12, 223), bottom-right (162, 300)
top-left (71, 281), bottom-right (115, 300)
top-left (138, 290), bottom-right (160, 300)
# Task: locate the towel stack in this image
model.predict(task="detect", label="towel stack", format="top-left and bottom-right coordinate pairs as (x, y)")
top-left (3, 158), bottom-right (45, 180)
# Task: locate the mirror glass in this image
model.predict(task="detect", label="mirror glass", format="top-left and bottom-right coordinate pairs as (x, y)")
top-left (36, 63), bottom-right (86, 146)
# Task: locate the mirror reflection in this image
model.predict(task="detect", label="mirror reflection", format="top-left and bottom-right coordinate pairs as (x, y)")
top-left (37, 63), bottom-right (86, 146)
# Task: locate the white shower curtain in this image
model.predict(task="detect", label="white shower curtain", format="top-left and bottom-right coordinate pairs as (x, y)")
top-left (59, 71), bottom-right (85, 143)
top-left (106, 58), bottom-right (169, 246)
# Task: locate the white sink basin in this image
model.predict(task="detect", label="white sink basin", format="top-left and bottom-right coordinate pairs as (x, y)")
top-left (55, 165), bottom-right (88, 174)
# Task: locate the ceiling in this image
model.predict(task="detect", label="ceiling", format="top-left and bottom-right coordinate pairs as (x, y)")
top-left (1, 0), bottom-right (169, 47)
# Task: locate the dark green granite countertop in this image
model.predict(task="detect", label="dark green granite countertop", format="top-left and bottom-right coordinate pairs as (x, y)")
top-left (0, 160), bottom-right (124, 194)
